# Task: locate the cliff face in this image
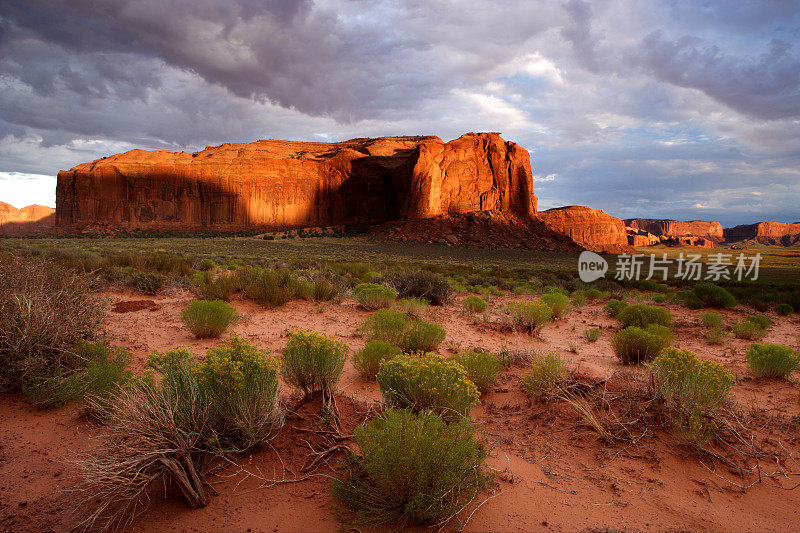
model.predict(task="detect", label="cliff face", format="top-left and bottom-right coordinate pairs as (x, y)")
top-left (724, 222), bottom-right (800, 246)
top-left (56, 132), bottom-right (537, 232)
top-left (0, 202), bottom-right (55, 235)
top-left (538, 206), bottom-right (629, 253)
top-left (625, 219), bottom-right (724, 242)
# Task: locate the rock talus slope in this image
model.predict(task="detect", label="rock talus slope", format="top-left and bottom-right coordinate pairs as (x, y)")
top-left (56, 133), bottom-right (537, 232)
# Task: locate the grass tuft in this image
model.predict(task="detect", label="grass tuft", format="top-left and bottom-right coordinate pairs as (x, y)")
top-left (181, 300), bottom-right (239, 338)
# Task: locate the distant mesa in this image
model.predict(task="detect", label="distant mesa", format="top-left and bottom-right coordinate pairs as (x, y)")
top-left (0, 202), bottom-right (55, 235)
top-left (538, 206), bottom-right (630, 253)
top-left (723, 222), bottom-right (800, 247)
top-left (625, 219), bottom-right (723, 243)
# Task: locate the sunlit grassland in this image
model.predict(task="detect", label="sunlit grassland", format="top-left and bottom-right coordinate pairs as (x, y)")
top-left (2, 236), bottom-right (798, 286)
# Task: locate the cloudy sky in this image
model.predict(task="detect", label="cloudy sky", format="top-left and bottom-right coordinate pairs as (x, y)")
top-left (1, 0), bottom-right (798, 226)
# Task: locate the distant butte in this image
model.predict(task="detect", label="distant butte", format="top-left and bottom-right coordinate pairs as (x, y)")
top-left (0, 202), bottom-right (54, 235)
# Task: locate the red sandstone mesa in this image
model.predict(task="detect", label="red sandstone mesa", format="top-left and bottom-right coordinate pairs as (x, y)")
top-left (538, 206), bottom-right (630, 253)
top-left (56, 133), bottom-right (536, 232)
top-left (0, 202), bottom-right (55, 235)
top-left (625, 218), bottom-right (724, 243)
top-left (724, 222), bottom-right (800, 246)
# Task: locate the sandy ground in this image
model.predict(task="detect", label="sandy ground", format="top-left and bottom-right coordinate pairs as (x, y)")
top-left (1, 288), bottom-right (799, 532)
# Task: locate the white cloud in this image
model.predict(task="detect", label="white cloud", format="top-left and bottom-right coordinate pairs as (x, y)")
top-left (0, 172), bottom-right (56, 208)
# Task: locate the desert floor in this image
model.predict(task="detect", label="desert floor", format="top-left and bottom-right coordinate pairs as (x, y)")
top-left (1, 288), bottom-right (799, 532)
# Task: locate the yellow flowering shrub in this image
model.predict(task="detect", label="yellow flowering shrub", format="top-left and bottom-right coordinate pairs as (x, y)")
top-left (451, 349), bottom-right (501, 394)
top-left (521, 351), bottom-right (567, 397)
top-left (148, 336), bottom-right (282, 451)
top-left (376, 354), bottom-right (480, 420)
top-left (650, 347), bottom-right (734, 444)
top-left (281, 329), bottom-right (348, 398)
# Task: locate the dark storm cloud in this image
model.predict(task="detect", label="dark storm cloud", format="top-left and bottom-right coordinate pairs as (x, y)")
top-left (0, 0), bottom-right (798, 224)
top-left (636, 31), bottom-right (800, 120)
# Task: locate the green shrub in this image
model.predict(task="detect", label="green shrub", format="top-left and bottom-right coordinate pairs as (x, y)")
top-left (775, 303), bottom-right (794, 315)
top-left (194, 336), bottom-right (282, 448)
top-left (676, 290), bottom-right (703, 309)
top-left (386, 270), bottom-right (453, 305)
top-left (543, 286), bottom-right (568, 296)
top-left (399, 320), bottom-right (446, 352)
top-left (181, 300), bottom-right (239, 338)
top-left (237, 267), bottom-right (302, 308)
top-left (312, 277), bottom-right (340, 302)
top-left (583, 328), bottom-right (601, 342)
top-left (0, 255), bottom-right (104, 392)
top-left (521, 352), bottom-right (567, 397)
top-left (452, 349), bottom-right (501, 394)
top-left (617, 304), bottom-right (672, 328)
top-left (377, 354), bottom-right (479, 419)
top-left (194, 271), bottom-right (236, 301)
top-left (571, 293), bottom-right (588, 308)
top-left (126, 272), bottom-right (166, 295)
top-left (650, 348), bottom-right (734, 444)
top-left (703, 327), bottom-right (730, 345)
top-left (746, 343), bottom-right (800, 378)
top-left (198, 258), bottom-right (216, 271)
top-left (604, 299), bottom-right (628, 317)
top-left (22, 340), bottom-right (132, 408)
top-left (541, 292), bottom-right (572, 319)
top-left (745, 314), bottom-right (773, 330)
top-left (732, 320), bottom-right (766, 341)
top-left (637, 280), bottom-right (669, 293)
top-left (281, 330), bottom-right (348, 398)
top-left (462, 295), bottom-right (488, 314)
top-left (692, 282), bottom-right (736, 309)
top-left (331, 409), bottom-right (490, 526)
top-left (396, 297), bottom-right (429, 317)
top-left (611, 325), bottom-right (673, 364)
top-left (507, 301), bottom-right (552, 333)
top-left (360, 309), bottom-right (412, 345)
top-left (353, 341), bottom-right (401, 379)
top-left (354, 283), bottom-right (397, 310)
top-left (584, 288), bottom-right (607, 300)
top-left (700, 311), bottom-right (724, 330)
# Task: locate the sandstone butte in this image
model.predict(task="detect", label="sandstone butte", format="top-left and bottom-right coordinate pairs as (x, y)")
top-left (538, 206), bottom-right (630, 253)
top-left (625, 218), bottom-right (724, 242)
top-left (0, 202), bottom-right (55, 235)
top-left (56, 133), bottom-right (536, 232)
top-left (724, 222), bottom-right (800, 246)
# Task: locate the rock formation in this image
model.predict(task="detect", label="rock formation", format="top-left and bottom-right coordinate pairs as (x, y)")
top-left (625, 219), bottom-right (724, 242)
top-left (626, 227), bottom-right (661, 247)
top-left (724, 222), bottom-right (800, 246)
top-left (0, 202), bottom-right (55, 235)
top-left (538, 206), bottom-right (630, 253)
top-left (56, 133), bottom-right (537, 232)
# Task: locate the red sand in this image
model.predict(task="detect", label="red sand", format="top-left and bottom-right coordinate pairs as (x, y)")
top-left (2, 289), bottom-right (799, 531)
